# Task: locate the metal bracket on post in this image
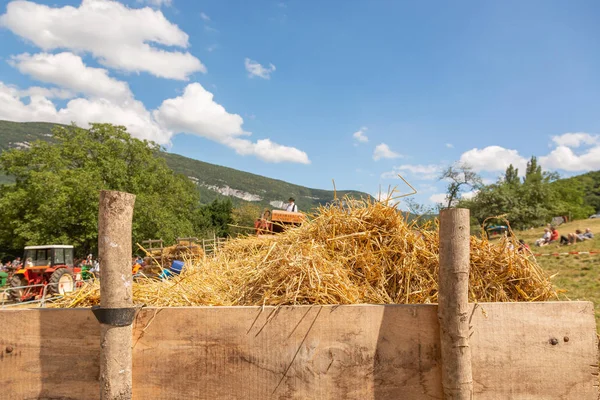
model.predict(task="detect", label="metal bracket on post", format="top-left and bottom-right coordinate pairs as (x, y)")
top-left (92, 306), bottom-right (138, 327)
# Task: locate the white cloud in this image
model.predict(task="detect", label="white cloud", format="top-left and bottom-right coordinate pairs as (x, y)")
top-left (19, 86), bottom-right (74, 100)
top-left (0, 82), bottom-right (62, 123)
top-left (2, 80), bottom-right (310, 163)
top-left (540, 146), bottom-right (600, 172)
top-left (200, 12), bottom-right (210, 21)
top-left (244, 58), bottom-right (276, 79)
top-left (224, 138), bottom-right (310, 164)
top-left (551, 132), bottom-right (599, 148)
top-left (459, 146), bottom-right (527, 173)
top-left (59, 97), bottom-right (168, 143)
top-left (429, 193), bottom-right (448, 204)
top-left (154, 83), bottom-right (309, 163)
top-left (382, 164), bottom-right (440, 180)
top-left (11, 52), bottom-right (132, 102)
top-left (373, 143), bottom-right (401, 161)
top-left (0, 0), bottom-right (204, 80)
top-left (206, 44), bottom-right (218, 52)
top-left (352, 126), bottom-right (368, 143)
top-left (445, 143), bottom-right (454, 148)
top-left (153, 83), bottom-right (246, 141)
top-left (0, 81), bottom-right (168, 143)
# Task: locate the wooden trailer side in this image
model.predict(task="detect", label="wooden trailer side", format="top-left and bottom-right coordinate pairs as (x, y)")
top-left (0, 302), bottom-right (597, 399)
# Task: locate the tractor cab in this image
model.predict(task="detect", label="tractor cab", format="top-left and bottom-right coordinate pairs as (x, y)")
top-left (9, 245), bottom-right (77, 301)
top-left (23, 245), bottom-right (74, 269)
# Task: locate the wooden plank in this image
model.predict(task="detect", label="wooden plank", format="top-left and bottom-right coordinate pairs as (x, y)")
top-left (470, 301), bottom-right (599, 399)
top-left (0, 309), bottom-right (100, 399)
top-left (0, 302), bottom-right (597, 400)
top-left (132, 305), bottom-right (442, 400)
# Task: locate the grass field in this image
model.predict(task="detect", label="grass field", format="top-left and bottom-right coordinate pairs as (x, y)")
top-left (515, 218), bottom-right (600, 329)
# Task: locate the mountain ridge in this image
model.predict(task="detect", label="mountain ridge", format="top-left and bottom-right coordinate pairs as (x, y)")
top-left (0, 120), bottom-right (369, 210)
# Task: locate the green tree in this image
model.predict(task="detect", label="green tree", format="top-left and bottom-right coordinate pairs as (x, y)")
top-left (232, 203), bottom-right (264, 236)
top-left (0, 123), bottom-right (204, 256)
top-left (504, 164), bottom-right (520, 186)
top-left (524, 156), bottom-right (543, 184)
top-left (461, 156), bottom-right (594, 229)
top-left (196, 198), bottom-right (234, 238)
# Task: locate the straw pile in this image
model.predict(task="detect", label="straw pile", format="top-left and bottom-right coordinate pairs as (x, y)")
top-left (145, 240), bottom-right (204, 272)
top-left (54, 197), bottom-right (556, 308)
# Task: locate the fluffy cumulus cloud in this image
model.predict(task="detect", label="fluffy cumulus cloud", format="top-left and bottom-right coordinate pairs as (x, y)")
top-left (0, 0), bottom-right (204, 80)
top-left (540, 146), bottom-right (600, 171)
top-left (154, 83), bottom-right (310, 163)
top-left (373, 143), bottom-right (401, 161)
top-left (382, 164), bottom-right (440, 180)
top-left (154, 83), bottom-right (246, 141)
top-left (539, 132), bottom-right (600, 171)
top-left (224, 138), bottom-right (310, 164)
top-left (11, 52), bottom-right (132, 102)
top-left (0, 81), bottom-right (167, 143)
top-left (352, 126), bottom-right (368, 143)
top-left (1, 80), bottom-right (310, 162)
top-left (0, 82), bottom-right (61, 122)
top-left (244, 58), bottom-right (276, 79)
top-left (459, 146), bottom-right (528, 173)
top-left (551, 132), bottom-right (599, 148)
top-left (456, 134), bottom-right (600, 175)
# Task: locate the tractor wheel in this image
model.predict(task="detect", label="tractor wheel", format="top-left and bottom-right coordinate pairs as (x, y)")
top-left (48, 269), bottom-right (74, 295)
top-left (8, 275), bottom-right (28, 301)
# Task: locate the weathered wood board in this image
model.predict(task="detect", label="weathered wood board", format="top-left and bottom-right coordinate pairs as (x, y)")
top-left (0, 302), bottom-right (597, 399)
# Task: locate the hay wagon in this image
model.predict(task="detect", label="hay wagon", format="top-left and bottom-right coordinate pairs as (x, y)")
top-left (0, 191), bottom-right (597, 400)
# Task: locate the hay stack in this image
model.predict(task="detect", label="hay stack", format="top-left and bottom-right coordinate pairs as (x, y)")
top-left (55, 197), bottom-right (556, 308)
top-left (147, 240), bottom-right (204, 269)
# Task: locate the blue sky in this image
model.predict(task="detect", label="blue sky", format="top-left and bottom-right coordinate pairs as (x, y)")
top-left (1, 0), bottom-right (600, 206)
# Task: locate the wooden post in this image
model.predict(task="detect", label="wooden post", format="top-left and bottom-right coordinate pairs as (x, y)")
top-left (98, 190), bottom-right (136, 400)
top-left (438, 208), bottom-right (473, 399)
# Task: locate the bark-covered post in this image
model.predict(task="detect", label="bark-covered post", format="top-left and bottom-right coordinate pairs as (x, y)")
top-left (438, 208), bottom-right (473, 399)
top-left (96, 190), bottom-right (136, 400)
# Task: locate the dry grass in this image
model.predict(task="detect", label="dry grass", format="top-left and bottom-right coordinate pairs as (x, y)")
top-left (53, 197), bottom-right (557, 308)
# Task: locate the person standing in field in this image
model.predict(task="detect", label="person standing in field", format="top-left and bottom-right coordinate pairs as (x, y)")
top-left (285, 197), bottom-right (298, 212)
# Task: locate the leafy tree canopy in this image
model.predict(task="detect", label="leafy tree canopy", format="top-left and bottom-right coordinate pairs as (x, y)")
top-left (460, 156), bottom-right (594, 230)
top-left (0, 123), bottom-right (231, 256)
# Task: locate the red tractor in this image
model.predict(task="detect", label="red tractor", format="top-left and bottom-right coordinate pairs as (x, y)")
top-left (8, 245), bottom-right (80, 302)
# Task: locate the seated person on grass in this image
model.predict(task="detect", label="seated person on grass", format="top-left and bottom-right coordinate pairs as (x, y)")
top-left (535, 228), bottom-right (551, 246)
top-left (541, 226), bottom-right (559, 246)
top-left (568, 228), bottom-right (593, 245)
